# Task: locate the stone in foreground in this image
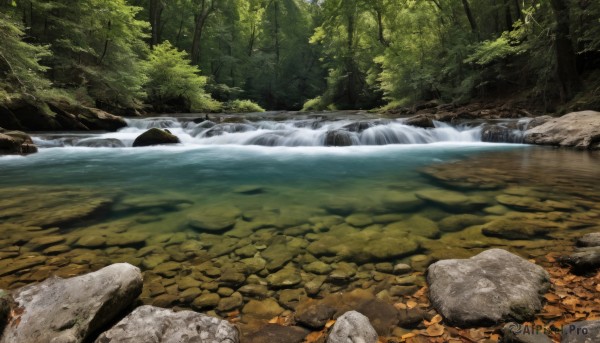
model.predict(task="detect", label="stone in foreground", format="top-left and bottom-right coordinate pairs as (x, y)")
top-left (561, 320), bottom-right (600, 343)
top-left (95, 305), bottom-right (239, 343)
top-left (327, 311), bottom-right (378, 343)
top-left (132, 128), bottom-right (180, 147)
top-left (0, 263), bottom-right (143, 343)
top-left (427, 249), bottom-right (550, 327)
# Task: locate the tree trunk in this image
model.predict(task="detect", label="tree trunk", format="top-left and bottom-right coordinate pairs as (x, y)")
top-left (191, 0), bottom-right (216, 65)
top-left (149, 0), bottom-right (163, 47)
top-left (461, 0), bottom-right (479, 38)
top-left (550, 0), bottom-right (581, 101)
top-left (504, 0), bottom-right (514, 30)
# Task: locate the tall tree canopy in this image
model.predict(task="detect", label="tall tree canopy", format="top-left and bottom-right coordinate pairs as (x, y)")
top-left (0, 0), bottom-right (599, 112)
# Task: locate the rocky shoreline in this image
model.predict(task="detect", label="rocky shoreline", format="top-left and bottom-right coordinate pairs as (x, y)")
top-left (0, 239), bottom-right (598, 343)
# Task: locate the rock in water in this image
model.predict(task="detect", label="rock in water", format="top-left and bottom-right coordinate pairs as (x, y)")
top-left (427, 249), bottom-right (550, 327)
top-left (132, 128), bottom-right (180, 147)
top-left (0, 129), bottom-right (37, 155)
top-left (576, 233), bottom-right (600, 248)
top-left (325, 130), bottom-right (353, 146)
top-left (524, 111), bottom-right (600, 150)
top-left (327, 311), bottom-right (378, 343)
top-left (0, 263), bottom-right (143, 343)
top-left (95, 305), bottom-right (239, 343)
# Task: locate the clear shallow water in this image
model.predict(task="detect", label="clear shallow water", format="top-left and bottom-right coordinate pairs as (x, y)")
top-left (1, 116), bottom-right (599, 315)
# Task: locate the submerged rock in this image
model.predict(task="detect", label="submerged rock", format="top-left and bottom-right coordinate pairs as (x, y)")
top-left (427, 249), bottom-right (550, 327)
top-left (95, 305), bottom-right (239, 343)
top-left (524, 111), bottom-right (600, 150)
top-left (327, 311), bottom-right (378, 343)
top-left (415, 189), bottom-right (486, 212)
top-left (576, 233), bottom-right (600, 247)
top-left (187, 205), bottom-right (241, 233)
top-left (481, 219), bottom-right (551, 240)
top-left (438, 214), bottom-right (485, 232)
top-left (295, 300), bottom-right (337, 329)
top-left (1, 263), bottom-right (143, 343)
top-left (132, 128), bottom-right (180, 147)
top-left (244, 324), bottom-right (309, 343)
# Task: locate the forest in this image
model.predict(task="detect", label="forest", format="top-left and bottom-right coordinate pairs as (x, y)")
top-left (0, 0), bottom-right (599, 115)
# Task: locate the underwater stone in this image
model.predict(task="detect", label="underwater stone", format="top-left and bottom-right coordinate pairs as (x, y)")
top-left (187, 205), bottom-right (241, 233)
top-left (192, 293), bottom-right (220, 310)
top-left (242, 298), bottom-right (284, 319)
top-left (266, 267), bottom-right (302, 288)
top-left (438, 214), bottom-right (486, 232)
top-left (482, 219), bottom-right (551, 240)
top-left (217, 292), bottom-right (243, 312)
top-left (303, 261), bottom-right (332, 275)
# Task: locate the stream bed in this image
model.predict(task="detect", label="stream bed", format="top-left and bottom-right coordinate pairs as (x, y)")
top-left (1, 113), bottom-right (599, 319)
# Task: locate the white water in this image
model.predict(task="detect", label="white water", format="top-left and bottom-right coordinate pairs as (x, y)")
top-left (32, 117), bottom-right (490, 148)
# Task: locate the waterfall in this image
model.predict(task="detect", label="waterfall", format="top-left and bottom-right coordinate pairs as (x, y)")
top-left (31, 116), bottom-right (529, 148)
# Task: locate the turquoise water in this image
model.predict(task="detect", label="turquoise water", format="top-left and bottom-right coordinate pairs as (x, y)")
top-left (1, 117), bottom-right (599, 313)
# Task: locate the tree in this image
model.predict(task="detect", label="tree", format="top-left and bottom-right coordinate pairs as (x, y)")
top-left (0, 11), bottom-right (52, 104)
top-left (550, 0), bottom-right (581, 101)
top-left (143, 41), bottom-right (218, 112)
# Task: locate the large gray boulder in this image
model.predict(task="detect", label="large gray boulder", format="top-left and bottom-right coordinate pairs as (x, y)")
top-left (327, 311), bottom-right (378, 343)
top-left (132, 128), bottom-right (180, 147)
top-left (95, 305), bottom-right (239, 343)
top-left (427, 249), bottom-right (550, 327)
top-left (524, 111), bottom-right (600, 150)
top-left (561, 320), bottom-right (600, 343)
top-left (0, 263), bottom-right (143, 343)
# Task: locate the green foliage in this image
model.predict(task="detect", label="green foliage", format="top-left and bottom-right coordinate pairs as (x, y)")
top-left (0, 12), bottom-right (51, 104)
top-left (6, 0), bottom-right (150, 109)
top-left (301, 96), bottom-right (326, 111)
top-left (224, 99), bottom-right (265, 113)
top-left (2, 0), bottom-right (599, 114)
top-left (143, 41), bottom-right (213, 112)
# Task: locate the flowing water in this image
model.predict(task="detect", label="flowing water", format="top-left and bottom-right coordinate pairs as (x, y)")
top-left (1, 113), bottom-right (599, 316)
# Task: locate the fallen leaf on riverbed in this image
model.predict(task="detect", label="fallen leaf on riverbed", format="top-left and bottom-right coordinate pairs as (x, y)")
top-left (406, 300), bottom-right (417, 309)
top-left (423, 323), bottom-right (444, 337)
top-left (305, 331), bottom-right (325, 342)
top-left (423, 314), bottom-right (442, 326)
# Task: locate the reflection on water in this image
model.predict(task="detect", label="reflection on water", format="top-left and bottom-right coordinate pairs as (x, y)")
top-left (0, 144), bottom-right (599, 315)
